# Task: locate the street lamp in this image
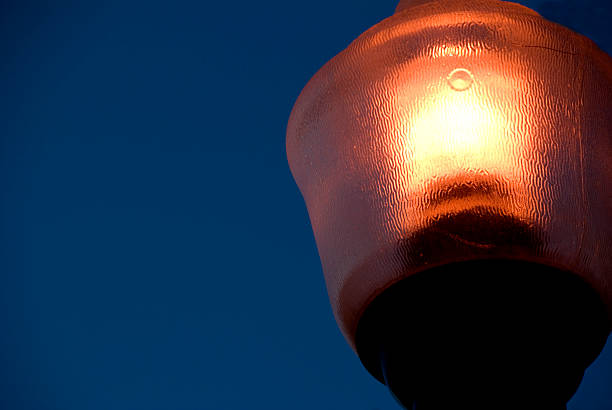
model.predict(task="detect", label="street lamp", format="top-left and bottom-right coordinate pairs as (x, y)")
top-left (287, 0), bottom-right (612, 408)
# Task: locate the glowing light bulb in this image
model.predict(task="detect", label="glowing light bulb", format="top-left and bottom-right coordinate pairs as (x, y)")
top-left (287, 0), bottom-right (612, 407)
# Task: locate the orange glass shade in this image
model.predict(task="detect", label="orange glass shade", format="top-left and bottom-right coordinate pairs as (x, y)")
top-left (286, 0), bottom-right (612, 351)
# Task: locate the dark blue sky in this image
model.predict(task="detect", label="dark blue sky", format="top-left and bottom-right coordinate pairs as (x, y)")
top-left (1, 1), bottom-right (610, 409)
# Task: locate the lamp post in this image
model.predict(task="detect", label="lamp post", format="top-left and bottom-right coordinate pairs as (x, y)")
top-left (287, 0), bottom-right (612, 408)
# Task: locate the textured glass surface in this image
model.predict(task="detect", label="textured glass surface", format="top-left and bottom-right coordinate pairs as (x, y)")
top-left (286, 0), bottom-right (612, 349)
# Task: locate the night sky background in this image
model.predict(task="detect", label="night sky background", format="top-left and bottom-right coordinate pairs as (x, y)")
top-left (1, 1), bottom-right (610, 409)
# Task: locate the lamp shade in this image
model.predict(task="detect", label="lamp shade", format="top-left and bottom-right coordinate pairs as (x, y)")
top-left (287, 0), bottom-right (612, 351)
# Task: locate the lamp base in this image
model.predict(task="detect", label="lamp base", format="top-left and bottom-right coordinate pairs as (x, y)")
top-left (355, 260), bottom-right (610, 410)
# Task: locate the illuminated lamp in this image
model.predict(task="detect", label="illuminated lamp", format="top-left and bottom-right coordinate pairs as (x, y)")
top-left (286, 0), bottom-right (612, 408)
